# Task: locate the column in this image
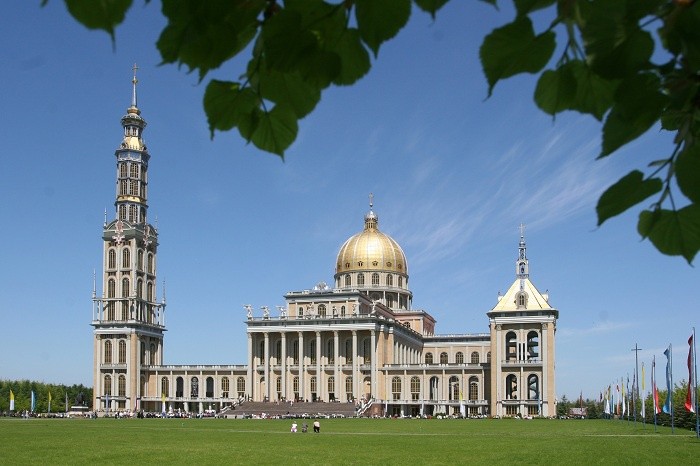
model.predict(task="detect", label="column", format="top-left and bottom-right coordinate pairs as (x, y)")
top-left (315, 331), bottom-right (322, 401)
top-left (541, 323), bottom-right (548, 416)
top-left (333, 330), bottom-right (339, 401)
top-left (352, 330), bottom-right (358, 400)
top-left (298, 331), bottom-right (304, 401)
top-left (370, 329), bottom-right (377, 399)
top-left (281, 331), bottom-right (287, 401)
top-left (246, 333), bottom-right (253, 400)
top-left (264, 332), bottom-right (270, 401)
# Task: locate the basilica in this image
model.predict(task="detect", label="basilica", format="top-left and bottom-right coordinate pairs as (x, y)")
top-left (91, 72), bottom-right (558, 418)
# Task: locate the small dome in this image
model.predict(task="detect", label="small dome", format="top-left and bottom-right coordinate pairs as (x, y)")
top-left (335, 207), bottom-right (408, 275)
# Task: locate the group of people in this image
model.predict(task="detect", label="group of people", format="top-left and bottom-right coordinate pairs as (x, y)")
top-left (291, 420), bottom-right (320, 433)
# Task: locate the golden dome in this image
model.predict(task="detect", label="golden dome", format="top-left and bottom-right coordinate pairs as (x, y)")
top-left (335, 208), bottom-right (408, 275)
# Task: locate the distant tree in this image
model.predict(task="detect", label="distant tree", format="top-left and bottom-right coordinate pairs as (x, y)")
top-left (53, 0), bottom-right (700, 263)
top-left (0, 380), bottom-right (92, 414)
top-left (557, 394), bottom-right (571, 417)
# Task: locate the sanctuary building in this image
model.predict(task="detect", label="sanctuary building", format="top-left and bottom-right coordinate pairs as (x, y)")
top-left (91, 72), bottom-right (559, 418)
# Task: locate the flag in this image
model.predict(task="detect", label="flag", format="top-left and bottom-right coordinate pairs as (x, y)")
top-left (662, 345), bottom-right (672, 415)
top-left (686, 334), bottom-right (696, 413)
top-left (9, 390), bottom-right (15, 411)
top-left (48, 391), bottom-right (52, 413)
top-left (652, 356), bottom-right (661, 414)
top-left (162, 392), bottom-right (166, 415)
top-left (621, 380), bottom-right (626, 416)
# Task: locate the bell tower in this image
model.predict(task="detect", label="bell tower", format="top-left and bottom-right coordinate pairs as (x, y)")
top-left (92, 65), bottom-right (166, 413)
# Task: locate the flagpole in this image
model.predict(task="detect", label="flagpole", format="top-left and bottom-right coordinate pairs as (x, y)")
top-left (670, 343), bottom-right (674, 434)
top-left (653, 355), bottom-right (658, 432)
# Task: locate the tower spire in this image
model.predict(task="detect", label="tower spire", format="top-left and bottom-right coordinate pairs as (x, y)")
top-left (131, 63), bottom-right (138, 109)
top-left (364, 193), bottom-right (378, 230)
top-left (516, 223), bottom-right (529, 279)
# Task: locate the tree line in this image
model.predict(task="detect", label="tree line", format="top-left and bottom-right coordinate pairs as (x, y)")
top-left (0, 379), bottom-right (92, 414)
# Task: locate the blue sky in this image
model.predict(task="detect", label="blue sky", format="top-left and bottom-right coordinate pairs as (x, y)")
top-left (1, 1), bottom-right (696, 401)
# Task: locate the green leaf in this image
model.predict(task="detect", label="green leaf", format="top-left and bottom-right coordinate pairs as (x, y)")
top-left (569, 61), bottom-right (617, 121)
top-left (297, 49), bottom-right (342, 89)
top-left (578, 1), bottom-right (655, 79)
top-left (63, 0), bottom-right (132, 42)
top-left (596, 170), bottom-right (662, 225)
top-left (638, 205), bottom-right (700, 263)
top-left (534, 66), bottom-right (577, 115)
top-left (600, 73), bottom-right (668, 157)
top-left (258, 67), bottom-right (321, 118)
top-left (329, 28), bottom-right (371, 86)
top-left (676, 143), bottom-right (700, 204)
top-left (250, 105), bottom-right (299, 157)
top-left (158, 0), bottom-right (265, 80)
top-left (204, 80), bottom-right (259, 137)
top-left (413, 0), bottom-right (450, 19)
top-left (659, 3), bottom-right (700, 72)
top-left (262, 9), bottom-right (318, 72)
top-left (480, 17), bottom-right (556, 96)
top-left (355, 0), bottom-right (412, 57)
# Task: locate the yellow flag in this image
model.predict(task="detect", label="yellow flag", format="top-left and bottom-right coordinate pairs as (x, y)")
top-left (48, 391), bottom-right (52, 402)
top-left (9, 390), bottom-right (14, 411)
top-left (641, 363), bottom-right (646, 391)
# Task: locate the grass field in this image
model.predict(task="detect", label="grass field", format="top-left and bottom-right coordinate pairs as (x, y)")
top-left (1, 417), bottom-right (698, 464)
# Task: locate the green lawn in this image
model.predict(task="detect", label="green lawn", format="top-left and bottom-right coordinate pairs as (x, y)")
top-left (1, 417), bottom-right (697, 464)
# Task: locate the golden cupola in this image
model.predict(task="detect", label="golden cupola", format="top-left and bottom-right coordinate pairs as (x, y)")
top-left (334, 196), bottom-right (412, 310)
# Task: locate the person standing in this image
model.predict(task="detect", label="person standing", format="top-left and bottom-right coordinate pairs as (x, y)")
top-left (313, 420), bottom-right (320, 433)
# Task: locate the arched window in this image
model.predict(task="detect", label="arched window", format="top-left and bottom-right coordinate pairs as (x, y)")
top-left (345, 376), bottom-right (353, 401)
top-left (410, 376), bottom-right (420, 400)
top-left (136, 279), bottom-right (143, 298)
top-left (318, 304), bottom-right (326, 317)
top-left (310, 340), bottom-right (316, 364)
top-left (362, 339), bottom-right (371, 363)
top-left (176, 377), bottom-right (184, 397)
top-left (293, 376), bottom-right (299, 395)
top-left (440, 352), bottom-right (448, 364)
top-left (398, 276), bottom-right (403, 288)
top-left (122, 278), bottom-right (130, 298)
top-left (328, 376), bottom-right (335, 400)
top-left (505, 374), bottom-right (518, 400)
top-left (147, 253), bottom-right (154, 274)
top-left (371, 273), bottom-right (380, 286)
top-left (275, 340), bottom-right (282, 362)
top-left (206, 377), bottom-right (214, 398)
top-left (527, 331), bottom-right (540, 360)
top-left (292, 340), bottom-right (299, 364)
top-left (449, 376), bottom-right (459, 401)
top-left (161, 377), bottom-right (169, 397)
top-left (506, 332), bottom-right (517, 361)
top-left (341, 305), bottom-right (346, 317)
top-left (108, 249), bottom-right (116, 269)
top-left (386, 274), bottom-right (393, 287)
top-left (191, 377), bottom-right (199, 398)
top-left (118, 340), bottom-right (126, 364)
top-left (392, 376), bottom-right (402, 400)
top-left (121, 301), bottom-right (128, 320)
top-left (425, 352), bottom-right (433, 364)
top-left (455, 352), bottom-right (464, 364)
top-left (129, 205), bottom-right (137, 222)
top-left (471, 351), bottom-right (480, 364)
top-left (104, 375), bottom-right (112, 396)
top-left (150, 343), bottom-right (156, 365)
top-left (137, 250), bottom-right (144, 271)
top-left (345, 274), bottom-right (351, 287)
top-left (345, 339), bottom-right (352, 363)
top-left (326, 339), bottom-right (334, 364)
top-left (104, 340), bottom-right (112, 364)
top-left (469, 376), bottom-right (479, 401)
top-left (221, 377), bottom-right (230, 398)
top-left (119, 162), bottom-right (127, 178)
top-left (357, 273), bottom-right (365, 286)
top-left (298, 306), bottom-right (304, 318)
top-left (237, 377), bottom-right (246, 397)
top-left (130, 163), bottom-right (139, 178)
top-left (528, 374), bottom-right (539, 400)
top-left (276, 377), bottom-right (282, 395)
top-left (259, 340), bottom-right (265, 362)
top-left (147, 282), bottom-right (154, 301)
top-left (122, 248), bottom-right (130, 269)
top-left (118, 375), bottom-right (126, 397)
top-left (487, 351), bottom-right (491, 363)
top-left (310, 376), bottom-right (317, 395)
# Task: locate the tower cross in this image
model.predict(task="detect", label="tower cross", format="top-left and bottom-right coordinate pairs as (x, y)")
top-left (131, 63), bottom-right (139, 107)
top-left (519, 223), bottom-right (526, 238)
top-left (369, 192), bottom-right (374, 210)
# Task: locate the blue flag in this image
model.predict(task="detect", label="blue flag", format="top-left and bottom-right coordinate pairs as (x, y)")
top-left (662, 345), bottom-right (673, 414)
top-left (31, 391), bottom-right (36, 412)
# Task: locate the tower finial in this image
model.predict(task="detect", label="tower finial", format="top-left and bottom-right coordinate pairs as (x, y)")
top-left (519, 223), bottom-right (526, 239)
top-left (131, 63), bottom-right (139, 108)
top-left (369, 192), bottom-right (374, 210)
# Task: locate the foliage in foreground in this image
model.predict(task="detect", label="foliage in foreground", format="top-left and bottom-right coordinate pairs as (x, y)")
top-left (53, 0), bottom-right (700, 263)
